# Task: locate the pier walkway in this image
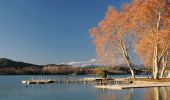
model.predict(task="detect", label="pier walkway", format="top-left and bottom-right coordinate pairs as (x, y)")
top-left (21, 77), bottom-right (132, 85)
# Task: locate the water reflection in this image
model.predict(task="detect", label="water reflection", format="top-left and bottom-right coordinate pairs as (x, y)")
top-left (145, 87), bottom-right (170, 100)
top-left (97, 89), bottom-right (134, 100)
top-left (97, 87), bottom-right (170, 100)
top-left (1, 76), bottom-right (170, 100)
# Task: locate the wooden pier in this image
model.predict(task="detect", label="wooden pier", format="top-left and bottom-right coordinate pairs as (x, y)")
top-left (21, 77), bottom-right (170, 90)
top-left (21, 78), bottom-right (132, 85)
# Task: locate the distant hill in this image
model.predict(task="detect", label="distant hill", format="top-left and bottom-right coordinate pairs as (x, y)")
top-left (0, 58), bottom-right (151, 75)
top-left (83, 65), bottom-right (102, 68)
top-left (0, 58), bottom-right (39, 67)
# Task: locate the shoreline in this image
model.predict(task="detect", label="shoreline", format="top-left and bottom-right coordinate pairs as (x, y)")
top-left (95, 82), bottom-right (170, 90)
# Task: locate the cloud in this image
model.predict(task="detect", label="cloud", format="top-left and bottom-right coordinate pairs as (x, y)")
top-left (63, 59), bottom-right (98, 67)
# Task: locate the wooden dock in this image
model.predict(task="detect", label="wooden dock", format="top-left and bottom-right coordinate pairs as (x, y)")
top-left (21, 78), bottom-right (132, 85)
top-left (21, 77), bottom-right (170, 90)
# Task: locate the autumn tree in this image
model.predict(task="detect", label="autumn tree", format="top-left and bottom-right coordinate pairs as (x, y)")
top-left (90, 0), bottom-right (170, 79)
top-left (90, 6), bottom-right (136, 78)
top-left (130, 0), bottom-right (170, 79)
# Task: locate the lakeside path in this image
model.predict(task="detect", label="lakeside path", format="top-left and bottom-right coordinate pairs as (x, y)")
top-left (95, 82), bottom-right (170, 90)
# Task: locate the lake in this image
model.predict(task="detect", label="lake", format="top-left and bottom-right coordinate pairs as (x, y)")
top-left (0, 75), bottom-right (169, 100)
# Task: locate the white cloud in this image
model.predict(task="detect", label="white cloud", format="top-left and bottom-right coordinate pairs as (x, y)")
top-left (62, 59), bottom-right (98, 67)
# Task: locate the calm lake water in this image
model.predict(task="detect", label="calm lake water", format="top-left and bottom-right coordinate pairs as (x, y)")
top-left (0, 75), bottom-right (169, 100)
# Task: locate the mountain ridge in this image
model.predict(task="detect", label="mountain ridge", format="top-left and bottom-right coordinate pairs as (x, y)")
top-left (0, 58), bottom-right (39, 67)
top-left (0, 58), bottom-right (145, 68)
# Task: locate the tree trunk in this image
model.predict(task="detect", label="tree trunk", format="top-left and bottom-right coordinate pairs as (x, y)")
top-left (160, 66), bottom-right (165, 78)
top-left (160, 56), bottom-right (167, 78)
top-left (153, 44), bottom-right (159, 79)
top-left (124, 49), bottom-right (135, 78)
top-left (152, 58), bottom-right (155, 78)
top-left (153, 12), bottom-right (162, 79)
top-left (154, 66), bottom-right (159, 79)
top-left (120, 40), bottom-right (135, 79)
top-left (129, 66), bottom-right (135, 79)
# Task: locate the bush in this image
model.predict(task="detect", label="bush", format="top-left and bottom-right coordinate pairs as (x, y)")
top-left (96, 68), bottom-right (107, 78)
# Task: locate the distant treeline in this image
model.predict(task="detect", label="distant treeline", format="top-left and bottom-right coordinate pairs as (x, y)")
top-left (0, 65), bottom-right (152, 75)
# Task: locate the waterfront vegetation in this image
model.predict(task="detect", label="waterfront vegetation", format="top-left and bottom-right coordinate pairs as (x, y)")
top-left (0, 64), bottom-right (151, 75)
top-left (0, 58), bottom-right (152, 75)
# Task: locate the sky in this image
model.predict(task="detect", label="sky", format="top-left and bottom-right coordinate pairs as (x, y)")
top-left (0, 0), bottom-right (131, 65)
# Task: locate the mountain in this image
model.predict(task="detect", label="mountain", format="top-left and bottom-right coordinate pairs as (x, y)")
top-left (0, 58), bottom-right (39, 67)
top-left (0, 58), bottom-right (145, 68)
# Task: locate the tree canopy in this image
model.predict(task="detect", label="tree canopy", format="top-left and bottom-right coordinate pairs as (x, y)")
top-left (90, 0), bottom-right (170, 79)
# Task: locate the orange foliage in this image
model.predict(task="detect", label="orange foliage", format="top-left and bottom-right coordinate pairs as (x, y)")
top-left (90, 0), bottom-right (170, 71)
top-left (132, 0), bottom-right (170, 68)
top-left (90, 5), bottom-right (135, 66)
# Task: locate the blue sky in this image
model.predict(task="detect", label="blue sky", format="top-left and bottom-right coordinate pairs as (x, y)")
top-left (0, 0), bottom-right (131, 64)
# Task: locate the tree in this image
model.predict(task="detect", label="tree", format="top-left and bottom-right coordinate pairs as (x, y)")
top-left (90, 0), bottom-right (170, 79)
top-left (130, 0), bottom-right (170, 79)
top-left (90, 6), bottom-right (136, 78)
